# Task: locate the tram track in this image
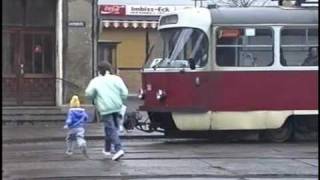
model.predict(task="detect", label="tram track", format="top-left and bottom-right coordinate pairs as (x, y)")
top-left (3, 154), bottom-right (317, 164)
top-left (2, 135), bottom-right (166, 144)
top-left (117, 156), bottom-right (318, 161)
top-left (3, 140), bottom-right (317, 180)
top-left (3, 132), bottom-right (317, 144)
top-left (4, 174), bottom-right (318, 180)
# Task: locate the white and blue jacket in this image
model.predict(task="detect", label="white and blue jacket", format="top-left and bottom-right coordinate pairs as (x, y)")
top-left (65, 108), bottom-right (88, 129)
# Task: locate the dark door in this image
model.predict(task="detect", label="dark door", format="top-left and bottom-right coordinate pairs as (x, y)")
top-left (2, 29), bottom-right (56, 105)
top-left (97, 41), bottom-right (120, 74)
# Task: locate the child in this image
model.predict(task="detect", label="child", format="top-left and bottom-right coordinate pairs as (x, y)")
top-left (64, 95), bottom-right (89, 158)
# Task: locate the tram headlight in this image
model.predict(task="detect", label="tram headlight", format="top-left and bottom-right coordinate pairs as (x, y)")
top-left (156, 89), bottom-right (167, 101)
top-left (138, 88), bottom-right (145, 99)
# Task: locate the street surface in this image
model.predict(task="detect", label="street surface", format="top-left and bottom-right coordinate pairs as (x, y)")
top-left (2, 98), bottom-right (319, 179)
top-left (3, 137), bottom-right (318, 180)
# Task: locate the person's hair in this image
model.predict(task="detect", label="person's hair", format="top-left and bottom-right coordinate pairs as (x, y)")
top-left (279, 0), bottom-right (283, 5)
top-left (70, 95), bottom-right (80, 107)
top-left (308, 47), bottom-right (317, 52)
top-left (97, 61), bottom-right (113, 75)
top-left (295, 0), bottom-right (302, 6)
top-left (307, 47), bottom-right (317, 57)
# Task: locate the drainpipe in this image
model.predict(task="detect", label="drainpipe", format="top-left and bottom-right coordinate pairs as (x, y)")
top-left (56, 0), bottom-right (63, 106)
top-left (92, 0), bottom-right (97, 79)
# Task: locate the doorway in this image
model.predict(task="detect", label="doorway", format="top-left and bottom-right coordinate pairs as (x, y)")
top-left (2, 29), bottom-right (56, 105)
top-left (97, 41), bottom-right (120, 74)
top-left (2, 0), bottom-right (57, 106)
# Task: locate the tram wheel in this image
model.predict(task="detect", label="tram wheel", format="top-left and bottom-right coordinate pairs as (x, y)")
top-left (259, 120), bottom-right (293, 143)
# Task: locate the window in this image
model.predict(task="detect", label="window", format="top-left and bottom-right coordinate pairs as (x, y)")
top-left (24, 33), bottom-right (55, 74)
top-left (280, 28), bottom-right (318, 66)
top-left (97, 42), bottom-right (120, 74)
top-left (145, 28), bottom-right (209, 69)
top-left (26, 0), bottom-right (56, 27)
top-left (2, 0), bottom-right (24, 26)
top-left (216, 27), bottom-right (274, 67)
top-left (2, 0), bottom-right (56, 27)
top-left (2, 32), bottom-right (17, 74)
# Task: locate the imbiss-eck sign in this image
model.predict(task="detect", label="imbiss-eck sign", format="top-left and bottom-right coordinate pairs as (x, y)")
top-left (68, 21), bottom-right (86, 27)
top-left (126, 5), bottom-right (177, 16)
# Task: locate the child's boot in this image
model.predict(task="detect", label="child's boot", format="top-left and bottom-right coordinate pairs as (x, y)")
top-left (80, 145), bottom-right (89, 158)
top-left (66, 139), bottom-right (75, 156)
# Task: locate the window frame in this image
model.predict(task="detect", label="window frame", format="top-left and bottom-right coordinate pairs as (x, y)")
top-left (215, 26), bottom-right (275, 68)
top-left (280, 26), bottom-right (318, 67)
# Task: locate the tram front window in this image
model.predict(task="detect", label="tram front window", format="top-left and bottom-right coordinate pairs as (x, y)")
top-left (145, 28), bottom-right (209, 69)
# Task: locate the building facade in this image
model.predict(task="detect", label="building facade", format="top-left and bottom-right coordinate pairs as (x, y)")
top-left (2, 0), bottom-right (193, 107)
top-left (2, 0), bottom-right (95, 106)
top-left (3, 0), bottom-right (315, 107)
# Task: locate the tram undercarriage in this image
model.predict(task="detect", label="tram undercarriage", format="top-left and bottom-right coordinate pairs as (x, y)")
top-left (131, 112), bottom-right (318, 142)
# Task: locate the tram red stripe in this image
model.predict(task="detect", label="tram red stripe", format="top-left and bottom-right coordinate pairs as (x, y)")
top-left (142, 71), bottom-right (318, 111)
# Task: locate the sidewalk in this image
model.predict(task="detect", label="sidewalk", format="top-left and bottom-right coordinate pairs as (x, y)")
top-left (3, 97), bottom-right (164, 143)
top-left (2, 122), bottom-right (164, 143)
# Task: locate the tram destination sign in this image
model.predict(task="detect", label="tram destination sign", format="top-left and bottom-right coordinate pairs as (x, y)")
top-left (68, 21), bottom-right (86, 27)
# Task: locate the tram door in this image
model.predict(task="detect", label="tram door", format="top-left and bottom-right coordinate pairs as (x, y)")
top-left (2, 29), bottom-right (56, 105)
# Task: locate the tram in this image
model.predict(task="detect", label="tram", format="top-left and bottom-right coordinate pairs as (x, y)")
top-left (138, 6), bottom-right (318, 142)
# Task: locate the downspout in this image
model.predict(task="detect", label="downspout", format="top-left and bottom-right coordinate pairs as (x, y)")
top-left (56, 0), bottom-right (63, 106)
top-left (92, 0), bottom-right (97, 79)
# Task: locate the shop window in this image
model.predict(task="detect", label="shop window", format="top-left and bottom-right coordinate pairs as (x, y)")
top-left (216, 27), bottom-right (273, 67)
top-left (280, 28), bottom-right (318, 66)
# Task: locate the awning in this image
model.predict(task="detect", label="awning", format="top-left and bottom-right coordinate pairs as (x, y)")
top-left (102, 20), bottom-right (158, 29)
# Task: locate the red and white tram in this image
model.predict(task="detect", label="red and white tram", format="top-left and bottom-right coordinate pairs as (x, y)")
top-left (139, 6), bottom-right (318, 142)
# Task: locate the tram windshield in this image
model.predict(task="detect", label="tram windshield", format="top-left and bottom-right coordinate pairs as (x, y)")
top-left (145, 28), bottom-right (208, 69)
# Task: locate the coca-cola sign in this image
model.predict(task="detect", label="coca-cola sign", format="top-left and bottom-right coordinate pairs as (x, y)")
top-left (100, 5), bottom-right (126, 16)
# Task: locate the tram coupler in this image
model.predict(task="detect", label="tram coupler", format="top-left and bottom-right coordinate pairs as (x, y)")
top-left (123, 111), bottom-right (163, 133)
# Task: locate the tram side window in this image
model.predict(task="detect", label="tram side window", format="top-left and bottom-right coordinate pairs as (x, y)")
top-left (280, 28), bottom-right (318, 66)
top-left (216, 28), bottom-right (273, 67)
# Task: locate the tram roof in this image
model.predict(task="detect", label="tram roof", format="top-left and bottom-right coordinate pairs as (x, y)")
top-left (210, 7), bottom-right (318, 25)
